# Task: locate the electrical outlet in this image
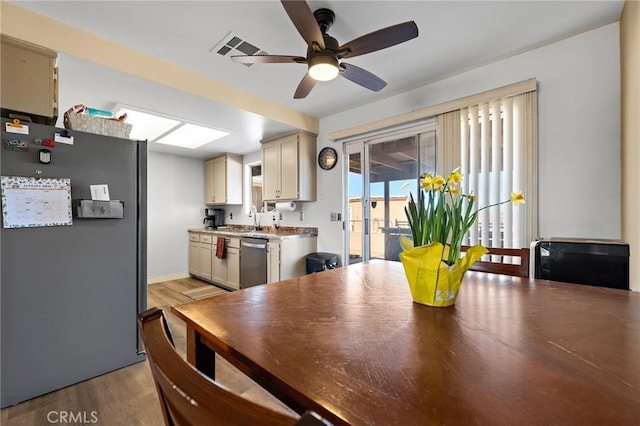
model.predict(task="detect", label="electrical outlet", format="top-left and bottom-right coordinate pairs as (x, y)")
top-left (300, 211), bottom-right (304, 221)
top-left (279, 212), bottom-right (283, 220)
top-left (229, 212), bottom-right (232, 220)
top-left (337, 213), bottom-right (342, 221)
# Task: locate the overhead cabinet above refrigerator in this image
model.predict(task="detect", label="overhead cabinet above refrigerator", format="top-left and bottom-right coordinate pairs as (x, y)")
top-left (0, 35), bottom-right (58, 124)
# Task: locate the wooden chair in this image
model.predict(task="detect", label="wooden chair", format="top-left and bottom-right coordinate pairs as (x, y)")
top-left (137, 307), bottom-right (330, 426)
top-left (461, 246), bottom-right (530, 277)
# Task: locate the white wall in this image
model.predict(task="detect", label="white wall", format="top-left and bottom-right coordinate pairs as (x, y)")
top-left (58, 22), bottom-right (622, 279)
top-left (147, 152), bottom-right (204, 282)
top-left (309, 23), bottom-right (621, 258)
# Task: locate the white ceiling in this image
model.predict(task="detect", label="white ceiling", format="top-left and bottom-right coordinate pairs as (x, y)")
top-left (11, 0), bottom-right (624, 158)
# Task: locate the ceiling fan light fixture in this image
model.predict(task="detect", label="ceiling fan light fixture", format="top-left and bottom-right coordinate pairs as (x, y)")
top-left (308, 55), bottom-right (339, 81)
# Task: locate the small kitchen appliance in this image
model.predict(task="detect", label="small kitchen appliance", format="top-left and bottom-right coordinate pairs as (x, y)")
top-left (204, 208), bottom-right (225, 228)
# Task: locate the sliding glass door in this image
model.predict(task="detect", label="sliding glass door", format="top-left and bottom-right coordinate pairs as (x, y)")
top-left (345, 143), bottom-right (366, 265)
top-left (344, 124), bottom-right (436, 264)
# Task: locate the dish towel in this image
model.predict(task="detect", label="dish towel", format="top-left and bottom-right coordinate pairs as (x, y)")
top-left (215, 237), bottom-right (226, 259)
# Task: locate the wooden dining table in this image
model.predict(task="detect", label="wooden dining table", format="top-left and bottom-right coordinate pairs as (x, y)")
top-left (172, 260), bottom-right (640, 425)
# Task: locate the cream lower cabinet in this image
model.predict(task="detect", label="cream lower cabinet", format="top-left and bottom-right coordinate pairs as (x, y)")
top-left (226, 243), bottom-right (240, 289)
top-left (188, 233), bottom-right (212, 281)
top-left (211, 237), bottom-right (240, 290)
top-left (211, 237), bottom-right (226, 284)
top-left (267, 240), bottom-right (281, 284)
top-left (267, 237), bottom-right (317, 283)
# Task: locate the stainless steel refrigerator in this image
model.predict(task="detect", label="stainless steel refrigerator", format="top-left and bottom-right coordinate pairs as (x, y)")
top-left (1, 118), bottom-right (147, 407)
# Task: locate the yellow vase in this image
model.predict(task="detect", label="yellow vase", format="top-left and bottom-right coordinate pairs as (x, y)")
top-left (399, 239), bottom-right (488, 307)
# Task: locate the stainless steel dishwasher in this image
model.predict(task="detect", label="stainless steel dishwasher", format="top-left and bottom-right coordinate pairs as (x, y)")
top-left (240, 237), bottom-right (268, 289)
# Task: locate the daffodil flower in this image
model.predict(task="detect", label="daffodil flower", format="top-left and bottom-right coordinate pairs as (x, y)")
top-left (448, 169), bottom-right (463, 185)
top-left (432, 175), bottom-right (445, 190)
top-left (511, 191), bottom-right (525, 205)
top-left (405, 167), bottom-right (525, 265)
top-left (421, 174), bottom-right (434, 190)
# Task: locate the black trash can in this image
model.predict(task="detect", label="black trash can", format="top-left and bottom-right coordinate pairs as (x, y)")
top-left (306, 252), bottom-right (341, 274)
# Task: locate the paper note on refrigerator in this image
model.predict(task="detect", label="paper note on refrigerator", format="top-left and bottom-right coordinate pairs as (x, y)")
top-left (90, 184), bottom-right (110, 201)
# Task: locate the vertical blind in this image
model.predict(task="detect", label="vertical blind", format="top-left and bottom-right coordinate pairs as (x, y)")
top-left (455, 91), bottom-right (537, 250)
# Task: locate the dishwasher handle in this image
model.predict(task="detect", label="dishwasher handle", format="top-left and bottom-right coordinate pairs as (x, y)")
top-left (242, 241), bottom-right (267, 249)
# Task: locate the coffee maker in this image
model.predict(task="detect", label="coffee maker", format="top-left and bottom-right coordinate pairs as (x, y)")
top-left (203, 208), bottom-right (225, 228)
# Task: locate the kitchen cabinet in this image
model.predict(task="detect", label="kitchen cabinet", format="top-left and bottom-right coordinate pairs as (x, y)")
top-left (1, 36), bottom-right (58, 123)
top-left (188, 233), bottom-right (212, 281)
top-left (267, 240), bottom-right (281, 284)
top-left (262, 131), bottom-right (316, 201)
top-left (211, 237), bottom-right (226, 285)
top-left (212, 237), bottom-right (240, 290)
top-left (267, 237), bottom-right (317, 283)
top-left (191, 231), bottom-right (313, 288)
top-left (205, 154), bottom-right (243, 205)
top-left (226, 242), bottom-right (240, 289)
top-left (204, 159), bottom-right (214, 205)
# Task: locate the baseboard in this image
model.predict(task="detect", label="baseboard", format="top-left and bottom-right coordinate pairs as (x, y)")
top-left (148, 273), bottom-right (190, 285)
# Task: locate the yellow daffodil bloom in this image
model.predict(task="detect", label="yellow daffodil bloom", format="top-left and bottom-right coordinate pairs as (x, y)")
top-left (421, 174), bottom-right (434, 190)
top-left (432, 175), bottom-right (446, 190)
top-left (448, 170), bottom-right (463, 185)
top-left (511, 191), bottom-right (525, 205)
top-left (404, 166), bottom-right (525, 267)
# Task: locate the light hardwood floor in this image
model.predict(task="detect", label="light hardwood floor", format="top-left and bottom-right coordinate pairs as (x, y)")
top-left (1, 278), bottom-right (295, 425)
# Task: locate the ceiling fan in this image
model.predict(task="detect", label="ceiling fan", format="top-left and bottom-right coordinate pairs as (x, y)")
top-left (231, 0), bottom-right (418, 99)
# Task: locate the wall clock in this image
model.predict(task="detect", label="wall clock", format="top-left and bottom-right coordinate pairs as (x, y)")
top-left (318, 147), bottom-right (338, 170)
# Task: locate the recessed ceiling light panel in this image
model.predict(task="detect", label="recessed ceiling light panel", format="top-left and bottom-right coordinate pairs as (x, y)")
top-left (116, 105), bottom-right (230, 149)
top-left (120, 108), bottom-right (180, 141)
top-left (155, 123), bottom-right (229, 149)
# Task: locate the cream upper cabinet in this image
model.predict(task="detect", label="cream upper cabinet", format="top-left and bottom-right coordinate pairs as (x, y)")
top-left (205, 159), bottom-right (215, 204)
top-left (205, 154), bottom-right (243, 205)
top-left (262, 142), bottom-right (281, 201)
top-left (1, 36), bottom-right (58, 121)
top-left (262, 132), bottom-right (316, 201)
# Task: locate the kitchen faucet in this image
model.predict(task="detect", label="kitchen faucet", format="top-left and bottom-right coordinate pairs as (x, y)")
top-left (250, 205), bottom-right (259, 230)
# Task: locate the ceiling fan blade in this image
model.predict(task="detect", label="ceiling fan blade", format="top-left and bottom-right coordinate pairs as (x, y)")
top-left (231, 55), bottom-right (307, 64)
top-left (281, 0), bottom-right (325, 50)
top-left (294, 73), bottom-right (317, 99)
top-left (338, 21), bottom-right (418, 59)
top-left (339, 63), bottom-right (387, 92)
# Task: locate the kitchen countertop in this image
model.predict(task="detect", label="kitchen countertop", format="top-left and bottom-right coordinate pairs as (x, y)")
top-left (188, 226), bottom-right (317, 240)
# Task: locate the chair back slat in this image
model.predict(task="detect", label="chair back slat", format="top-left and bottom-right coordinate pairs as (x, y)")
top-left (461, 246), bottom-right (530, 277)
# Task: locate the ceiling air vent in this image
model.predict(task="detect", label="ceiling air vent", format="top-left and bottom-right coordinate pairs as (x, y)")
top-left (211, 32), bottom-right (267, 67)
